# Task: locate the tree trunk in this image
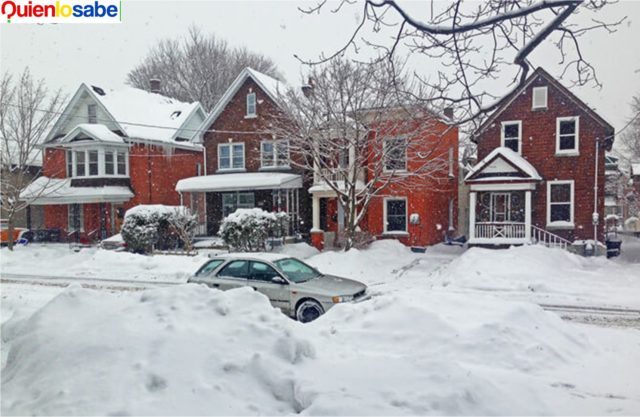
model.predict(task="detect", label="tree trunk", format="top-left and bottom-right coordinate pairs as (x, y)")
top-left (7, 215), bottom-right (15, 251)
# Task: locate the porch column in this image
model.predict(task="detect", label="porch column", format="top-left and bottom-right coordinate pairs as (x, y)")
top-left (310, 195), bottom-right (324, 250)
top-left (525, 190), bottom-right (532, 242)
top-left (312, 195), bottom-right (321, 230)
top-left (469, 192), bottom-right (477, 241)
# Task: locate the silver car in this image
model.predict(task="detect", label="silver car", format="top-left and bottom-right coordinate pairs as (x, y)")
top-left (188, 253), bottom-right (369, 322)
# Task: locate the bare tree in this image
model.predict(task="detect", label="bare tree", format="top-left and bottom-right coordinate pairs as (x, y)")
top-left (168, 208), bottom-right (198, 253)
top-left (297, 0), bottom-right (624, 128)
top-left (271, 59), bottom-right (453, 250)
top-left (619, 94), bottom-right (640, 162)
top-left (0, 68), bottom-right (66, 250)
top-left (127, 26), bottom-right (282, 111)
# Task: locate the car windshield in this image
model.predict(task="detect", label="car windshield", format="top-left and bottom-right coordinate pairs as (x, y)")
top-left (273, 258), bottom-right (321, 283)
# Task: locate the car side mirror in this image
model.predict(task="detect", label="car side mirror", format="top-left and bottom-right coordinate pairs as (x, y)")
top-left (271, 276), bottom-right (287, 285)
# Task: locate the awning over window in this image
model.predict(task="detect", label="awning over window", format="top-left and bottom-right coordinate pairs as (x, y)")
top-left (20, 177), bottom-right (134, 205)
top-left (176, 172), bottom-right (302, 193)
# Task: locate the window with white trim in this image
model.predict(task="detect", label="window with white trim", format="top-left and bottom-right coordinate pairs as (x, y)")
top-left (116, 151), bottom-right (127, 175)
top-left (261, 140), bottom-right (289, 168)
top-left (219, 143), bottom-right (245, 170)
top-left (246, 92), bottom-right (257, 117)
top-left (532, 86), bottom-right (548, 110)
top-left (105, 151), bottom-right (115, 175)
top-left (501, 121), bottom-right (521, 153)
top-left (66, 150), bottom-right (73, 177)
top-left (448, 147), bottom-right (454, 177)
top-left (75, 151), bottom-right (86, 176)
top-left (547, 180), bottom-right (574, 225)
top-left (87, 104), bottom-right (97, 124)
top-left (384, 137), bottom-right (407, 171)
top-left (384, 198), bottom-right (407, 233)
top-left (88, 150), bottom-right (99, 176)
top-left (556, 117), bottom-right (579, 154)
top-left (68, 148), bottom-right (128, 178)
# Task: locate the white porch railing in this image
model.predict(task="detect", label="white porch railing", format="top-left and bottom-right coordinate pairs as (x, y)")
top-left (475, 222), bottom-right (526, 239)
top-left (531, 225), bottom-right (571, 250)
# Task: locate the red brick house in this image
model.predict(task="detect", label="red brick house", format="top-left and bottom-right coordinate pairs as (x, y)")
top-left (176, 68), bottom-right (310, 236)
top-left (309, 108), bottom-right (459, 249)
top-left (21, 82), bottom-right (206, 242)
top-left (465, 67), bottom-right (614, 249)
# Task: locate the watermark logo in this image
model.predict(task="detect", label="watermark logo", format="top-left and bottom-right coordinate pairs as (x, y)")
top-left (1, 0), bottom-right (122, 24)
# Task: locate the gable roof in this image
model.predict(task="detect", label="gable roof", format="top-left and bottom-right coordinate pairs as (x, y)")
top-left (45, 83), bottom-right (205, 149)
top-left (198, 68), bottom-right (285, 141)
top-left (473, 67), bottom-right (615, 146)
top-left (465, 147), bottom-right (541, 182)
top-left (59, 124), bottom-right (126, 144)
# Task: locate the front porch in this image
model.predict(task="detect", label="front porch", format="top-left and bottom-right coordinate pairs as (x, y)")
top-left (468, 188), bottom-right (532, 245)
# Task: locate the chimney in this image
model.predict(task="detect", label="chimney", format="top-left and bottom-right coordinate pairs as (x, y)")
top-left (149, 78), bottom-right (161, 94)
top-left (443, 107), bottom-right (454, 120)
top-left (301, 77), bottom-right (315, 98)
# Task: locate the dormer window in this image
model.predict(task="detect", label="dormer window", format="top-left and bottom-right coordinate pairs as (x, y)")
top-left (246, 92), bottom-right (257, 117)
top-left (532, 86), bottom-right (548, 110)
top-left (67, 148), bottom-right (128, 177)
top-left (88, 104), bottom-right (97, 124)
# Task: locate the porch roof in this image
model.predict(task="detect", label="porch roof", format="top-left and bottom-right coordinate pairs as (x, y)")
top-left (20, 177), bottom-right (134, 205)
top-left (465, 147), bottom-right (541, 183)
top-left (176, 172), bottom-right (302, 193)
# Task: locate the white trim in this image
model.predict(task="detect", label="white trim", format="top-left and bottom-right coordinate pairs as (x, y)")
top-left (383, 137), bottom-right (408, 173)
top-left (546, 180), bottom-right (575, 228)
top-left (470, 182), bottom-right (536, 191)
top-left (532, 86), bottom-right (548, 110)
top-left (383, 197), bottom-right (408, 234)
top-left (556, 116), bottom-right (580, 155)
top-left (468, 237), bottom-right (529, 245)
top-left (500, 120), bottom-right (522, 154)
top-left (260, 139), bottom-right (290, 169)
top-left (218, 142), bottom-right (245, 171)
top-left (246, 92), bottom-right (257, 117)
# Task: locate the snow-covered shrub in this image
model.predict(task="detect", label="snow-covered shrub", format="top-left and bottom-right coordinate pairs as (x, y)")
top-left (219, 209), bottom-right (289, 252)
top-left (168, 209), bottom-right (198, 252)
top-left (121, 205), bottom-right (189, 254)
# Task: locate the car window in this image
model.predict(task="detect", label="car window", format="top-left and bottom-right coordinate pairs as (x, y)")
top-left (195, 259), bottom-right (224, 277)
top-left (273, 258), bottom-right (320, 283)
top-left (249, 261), bottom-right (281, 282)
top-left (217, 260), bottom-right (249, 279)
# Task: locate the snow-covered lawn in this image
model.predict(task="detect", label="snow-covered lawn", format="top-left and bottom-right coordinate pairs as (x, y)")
top-left (1, 239), bottom-right (639, 415)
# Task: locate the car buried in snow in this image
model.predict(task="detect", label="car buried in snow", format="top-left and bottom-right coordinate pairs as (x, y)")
top-left (188, 253), bottom-right (369, 322)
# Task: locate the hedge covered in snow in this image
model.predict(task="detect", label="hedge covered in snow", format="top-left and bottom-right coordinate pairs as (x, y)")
top-left (218, 208), bottom-right (289, 252)
top-left (121, 205), bottom-right (195, 254)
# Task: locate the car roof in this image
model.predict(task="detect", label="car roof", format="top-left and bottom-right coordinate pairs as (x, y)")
top-left (208, 252), bottom-right (292, 262)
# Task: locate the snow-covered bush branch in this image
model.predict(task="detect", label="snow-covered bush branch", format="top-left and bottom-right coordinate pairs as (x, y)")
top-left (218, 209), bottom-right (289, 252)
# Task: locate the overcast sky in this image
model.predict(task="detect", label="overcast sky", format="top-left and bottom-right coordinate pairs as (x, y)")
top-left (1, 0), bottom-right (639, 143)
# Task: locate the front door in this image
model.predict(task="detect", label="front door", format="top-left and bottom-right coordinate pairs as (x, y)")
top-left (491, 193), bottom-right (511, 222)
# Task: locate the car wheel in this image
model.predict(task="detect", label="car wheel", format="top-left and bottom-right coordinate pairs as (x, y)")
top-left (296, 299), bottom-right (324, 323)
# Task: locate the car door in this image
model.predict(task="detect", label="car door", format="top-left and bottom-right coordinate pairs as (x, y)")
top-left (248, 261), bottom-right (291, 314)
top-left (214, 260), bottom-right (250, 290)
top-left (190, 259), bottom-right (225, 286)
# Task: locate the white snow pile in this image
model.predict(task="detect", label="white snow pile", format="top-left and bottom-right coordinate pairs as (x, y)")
top-left (274, 242), bottom-right (319, 259)
top-left (3, 283), bottom-right (640, 415)
top-left (437, 244), bottom-right (640, 309)
top-left (1, 245), bottom-right (207, 282)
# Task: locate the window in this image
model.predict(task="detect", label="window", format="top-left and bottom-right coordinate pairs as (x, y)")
top-left (246, 92), bottom-right (256, 117)
top-left (384, 137), bottom-right (407, 171)
top-left (196, 162), bottom-right (202, 176)
top-left (384, 198), bottom-right (407, 233)
top-left (195, 259), bottom-right (225, 277)
top-left (249, 262), bottom-right (281, 282)
top-left (66, 150), bottom-right (73, 177)
top-left (218, 260), bottom-right (249, 279)
top-left (274, 258), bottom-right (319, 283)
top-left (88, 104), bottom-right (97, 124)
top-left (501, 121), bottom-right (521, 153)
top-left (261, 140), bottom-right (289, 168)
top-left (222, 192), bottom-right (255, 217)
top-left (75, 151), bottom-right (86, 176)
top-left (532, 86), bottom-right (548, 110)
top-left (116, 151), bottom-right (126, 175)
top-left (219, 143), bottom-right (245, 170)
top-left (547, 181), bottom-right (574, 226)
top-left (556, 117), bottom-right (579, 154)
top-left (448, 147), bottom-right (454, 177)
top-left (88, 150), bottom-right (99, 176)
top-left (105, 151), bottom-right (114, 175)
top-left (67, 204), bottom-right (84, 232)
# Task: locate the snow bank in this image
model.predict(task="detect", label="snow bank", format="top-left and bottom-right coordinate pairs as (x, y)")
top-left (274, 242), bottom-right (319, 259)
top-left (438, 244), bottom-right (640, 309)
top-left (1, 245), bottom-right (207, 283)
top-left (4, 283), bottom-right (640, 415)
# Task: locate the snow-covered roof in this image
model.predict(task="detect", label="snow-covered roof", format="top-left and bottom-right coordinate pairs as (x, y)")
top-left (308, 180), bottom-right (366, 194)
top-left (1, 138), bottom-right (42, 167)
top-left (45, 83), bottom-right (205, 150)
top-left (210, 252), bottom-right (291, 262)
top-left (20, 177), bottom-right (133, 205)
top-left (631, 163), bottom-right (640, 176)
top-left (465, 147), bottom-right (541, 182)
top-left (124, 204), bottom-right (188, 219)
top-left (199, 68), bottom-right (286, 141)
top-left (176, 172), bottom-right (302, 193)
top-left (61, 124), bottom-right (125, 144)
top-left (605, 196), bottom-right (618, 207)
